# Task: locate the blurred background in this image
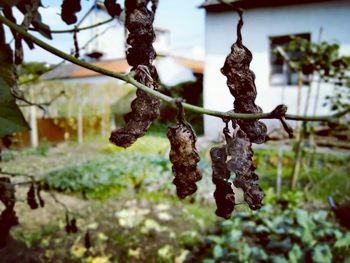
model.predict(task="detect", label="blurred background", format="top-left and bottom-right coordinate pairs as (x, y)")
top-left (0, 0), bottom-right (349, 262)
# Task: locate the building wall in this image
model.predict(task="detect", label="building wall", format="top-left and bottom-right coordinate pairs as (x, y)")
top-left (78, 9), bottom-right (126, 60)
top-left (78, 9), bottom-right (172, 60)
top-left (203, 0), bottom-right (350, 139)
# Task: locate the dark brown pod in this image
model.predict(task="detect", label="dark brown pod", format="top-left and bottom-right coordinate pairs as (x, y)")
top-left (167, 102), bottom-right (202, 199)
top-left (0, 178), bottom-right (18, 248)
top-left (225, 129), bottom-right (264, 210)
top-left (27, 183), bottom-right (38, 210)
top-left (61, 0), bottom-right (81, 25)
top-left (109, 0), bottom-right (160, 148)
top-left (221, 11), bottom-right (267, 144)
top-left (210, 146), bottom-right (235, 219)
top-left (104, 0), bottom-right (122, 18)
top-left (36, 183), bottom-right (45, 207)
top-left (109, 67), bottom-right (160, 148)
top-left (84, 230), bottom-right (91, 249)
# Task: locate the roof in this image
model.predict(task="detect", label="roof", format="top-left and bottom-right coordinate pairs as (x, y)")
top-left (200, 0), bottom-right (334, 12)
top-left (42, 57), bottom-right (203, 80)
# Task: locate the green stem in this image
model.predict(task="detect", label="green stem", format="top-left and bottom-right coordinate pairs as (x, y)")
top-left (1, 14), bottom-right (349, 123)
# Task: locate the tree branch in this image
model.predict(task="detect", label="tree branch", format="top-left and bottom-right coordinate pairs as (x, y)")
top-left (1, 14), bottom-right (349, 123)
top-left (28, 17), bottom-right (115, 34)
top-left (17, 90), bottom-right (65, 108)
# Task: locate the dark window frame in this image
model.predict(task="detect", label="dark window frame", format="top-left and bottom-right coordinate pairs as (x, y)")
top-left (269, 33), bottom-right (311, 86)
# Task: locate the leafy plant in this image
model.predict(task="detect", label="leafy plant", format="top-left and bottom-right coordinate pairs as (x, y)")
top-left (43, 152), bottom-right (172, 198)
top-left (191, 205), bottom-right (350, 262)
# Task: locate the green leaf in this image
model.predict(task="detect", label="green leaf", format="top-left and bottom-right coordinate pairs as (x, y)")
top-left (0, 24), bottom-right (29, 137)
top-left (229, 229), bottom-right (242, 243)
top-left (207, 235), bottom-right (224, 245)
top-left (0, 24), bottom-right (29, 138)
top-left (271, 255), bottom-right (289, 263)
top-left (213, 245), bottom-right (223, 259)
top-left (312, 244), bottom-right (332, 263)
top-left (288, 244), bottom-right (302, 263)
top-left (250, 247), bottom-right (268, 261)
top-left (335, 232), bottom-right (350, 248)
top-left (0, 79), bottom-right (29, 137)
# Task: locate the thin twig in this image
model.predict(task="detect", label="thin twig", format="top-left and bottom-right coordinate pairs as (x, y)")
top-left (1, 15), bottom-right (349, 123)
top-left (17, 90), bottom-right (65, 108)
top-left (28, 17), bottom-right (115, 34)
top-left (0, 170), bottom-right (35, 180)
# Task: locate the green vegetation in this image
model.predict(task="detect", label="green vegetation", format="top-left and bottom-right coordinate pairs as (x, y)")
top-left (192, 203), bottom-right (350, 262)
top-left (1, 136), bottom-right (349, 262)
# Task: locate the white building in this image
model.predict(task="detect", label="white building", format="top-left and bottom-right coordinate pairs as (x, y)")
top-left (201, 0), bottom-right (350, 139)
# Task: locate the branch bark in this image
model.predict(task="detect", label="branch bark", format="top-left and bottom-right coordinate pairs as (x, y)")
top-left (1, 14), bottom-right (349, 124)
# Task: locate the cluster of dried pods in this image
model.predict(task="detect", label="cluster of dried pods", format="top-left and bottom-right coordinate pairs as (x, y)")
top-left (0, 177), bottom-right (82, 247)
top-left (107, 4), bottom-right (269, 219)
top-left (209, 10), bottom-right (267, 218)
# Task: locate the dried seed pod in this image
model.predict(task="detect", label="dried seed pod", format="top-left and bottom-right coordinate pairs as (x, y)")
top-left (124, 0), bottom-right (156, 68)
top-left (109, 0), bottom-right (160, 147)
top-left (226, 129), bottom-right (264, 210)
top-left (109, 66), bottom-right (160, 147)
top-left (26, 182), bottom-right (38, 209)
top-left (167, 102), bottom-right (202, 199)
top-left (61, 0), bottom-right (81, 25)
top-left (0, 177), bottom-right (15, 208)
top-left (221, 11), bottom-right (267, 144)
top-left (210, 146), bottom-right (235, 219)
top-left (0, 207), bottom-right (19, 248)
top-left (70, 217), bottom-right (78, 233)
top-left (104, 0), bottom-right (122, 18)
top-left (0, 177), bottom-right (18, 248)
top-left (36, 183), bottom-right (45, 207)
top-left (84, 230), bottom-right (91, 249)
top-left (65, 213), bottom-right (78, 234)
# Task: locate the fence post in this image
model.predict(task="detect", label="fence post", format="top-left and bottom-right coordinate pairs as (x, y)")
top-left (77, 105), bottom-right (83, 144)
top-left (30, 105), bottom-right (39, 148)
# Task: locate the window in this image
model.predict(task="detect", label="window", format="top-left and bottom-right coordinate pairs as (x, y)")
top-left (270, 33), bottom-right (311, 86)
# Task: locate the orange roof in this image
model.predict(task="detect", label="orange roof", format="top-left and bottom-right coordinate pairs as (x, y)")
top-left (70, 59), bottom-right (130, 78)
top-left (43, 57), bottom-right (204, 80)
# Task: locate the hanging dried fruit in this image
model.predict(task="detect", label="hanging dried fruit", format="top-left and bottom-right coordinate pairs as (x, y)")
top-left (110, 0), bottom-right (160, 148)
top-left (210, 145), bottom-right (235, 219)
top-left (110, 66), bottom-right (160, 147)
top-left (36, 182), bottom-right (45, 207)
top-left (61, 0), bottom-right (82, 25)
top-left (65, 212), bottom-right (78, 234)
top-left (0, 177), bottom-right (18, 248)
top-left (226, 129), bottom-right (264, 210)
top-left (167, 101), bottom-right (202, 199)
top-left (206, 10), bottom-right (266, 215)
top-left (104, 0), bottom-right (122, 18)
top-left (27, 182), bottom-right (39, 209)
top-left (221, 10), bottom-right (267, 144)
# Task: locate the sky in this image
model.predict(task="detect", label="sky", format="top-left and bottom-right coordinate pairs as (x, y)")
top-left (10, 0), bottom-right (205, 64)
